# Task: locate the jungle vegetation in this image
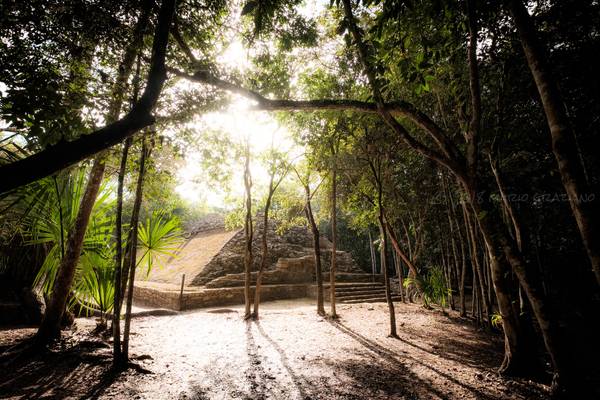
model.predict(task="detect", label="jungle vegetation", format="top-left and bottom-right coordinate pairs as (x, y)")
top-left (0, 0), bottom-right (599, 397)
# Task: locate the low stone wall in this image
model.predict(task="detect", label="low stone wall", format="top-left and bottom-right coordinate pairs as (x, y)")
top-left (133, 283), bottom-right (310, 311)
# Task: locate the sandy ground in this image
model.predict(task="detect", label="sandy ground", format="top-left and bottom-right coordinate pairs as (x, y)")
top-left (142, 228), bottom-right (238, 285)
top-left (0, 300), bottom-right (549, 400)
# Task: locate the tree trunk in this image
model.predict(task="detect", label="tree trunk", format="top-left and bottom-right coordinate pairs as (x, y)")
top-left (330, 165), bottom-right (338, 318)
top-left (0, 0), bottom-right (174, 194)
top-left (342, 0), bottom-right (563, 383)
top-left (112, 137), bottom-right (131, 365)
top-left (243, 145), bottom-right (253, 320)
top-left (378, 220), bottom-right (398, 338)
top-left (121, 135), bottom-right (151, 362)
top-left (508, 0), bottom-right (600, 288)
top-left (464, 204), bottom-right (491, 328)
top-left (305, 189), bottom-right (325, 315)
top-left (252, 178), bottom-right (274, 319)
top-left (35, 159), bottom-right (106, 343)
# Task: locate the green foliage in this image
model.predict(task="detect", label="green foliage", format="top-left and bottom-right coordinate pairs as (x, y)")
top-left (74, 251), bottom-right (115, 317)
top-left (404, 266), bottom-right (449, 308)
top-left (137, 211), bottom-right (184, 276)
top-left (23, 169), bottom-right (114, 296)
top-left (491, 312), bottom-right (503, 329)
top-left (225, 207), bottom-right (246, 230)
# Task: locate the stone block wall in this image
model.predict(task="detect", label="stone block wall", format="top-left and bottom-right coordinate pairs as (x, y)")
top-left (133, 283), bottom-right (310, 311)
top-left (191, 217), bottom-right (364, 286)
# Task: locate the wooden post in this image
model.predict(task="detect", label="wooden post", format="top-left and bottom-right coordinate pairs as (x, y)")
top-left (179, 274), bottom-right (185, 311)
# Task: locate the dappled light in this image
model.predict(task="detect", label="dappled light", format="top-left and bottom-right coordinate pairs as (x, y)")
top-left (1, 0), bottom-right (599, 399)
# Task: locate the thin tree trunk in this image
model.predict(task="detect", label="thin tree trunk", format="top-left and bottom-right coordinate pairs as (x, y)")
top-left (305, 191), bottom-right (325, 315)
top-left (243, 144), bottom-right (253, 320)
top-left (252, 178), bottom-right (274, 319)
top-left (112, 137), bottom-right (131, 365)
top-left (330, 164), bottom-right (338, 318)
top-left (451, 196), bottom-right (468, 317)
top-left (442, 174), bottom-right (460, 310)
top-left (466, 207), bottom-right (491, 328)
top-left (508, 0), bottom-right (600, 288)
top-left (121, 135), bottom-right (151, 362)
top-left (392, 249), bottom-right (405, 302)
top-left (378, 220), bottom-right (398, 338)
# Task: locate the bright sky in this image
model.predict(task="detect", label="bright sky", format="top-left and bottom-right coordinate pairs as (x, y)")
top-left (174, 1), bottom-right (327, 207)
top-left (175, 95), bottom-right (297, 206)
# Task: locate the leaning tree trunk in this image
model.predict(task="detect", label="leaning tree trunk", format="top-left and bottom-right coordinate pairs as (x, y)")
top-left (35, 159), bottom-right (105, 343)
top-left (330, 164), bottom-right (338, 318)
top-left (305, 191), bottom-right (325, 315)
top-left (385, 221), bottom-right (424, 299)
top-left (508, 0), bottom-right (600, 288)
top-left (342, 0), bottom-right (564, 384)
top-left (466, 183), bottom-right (566, 380)
top-left (35, 3), bottom-right (150, 346)
top-left (121, 135), bottom-right (151, 363)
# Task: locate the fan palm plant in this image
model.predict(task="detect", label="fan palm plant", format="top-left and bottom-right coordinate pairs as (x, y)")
top-left (404, 266), bottom-right (450, 309)
top-left (136, 211), bottom-right (184, 276)
top-left (13, 169), bottom-right (183, 321)
top-left (21, 168), bottom-right (115, 312)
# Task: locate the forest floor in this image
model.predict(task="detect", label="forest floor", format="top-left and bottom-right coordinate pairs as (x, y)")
top-left (0, 299), bottom-right (550, 400)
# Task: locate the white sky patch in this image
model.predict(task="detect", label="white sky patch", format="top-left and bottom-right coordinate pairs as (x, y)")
top-left (175, 96), bottom-right (299, 207)
top-left (175, 0), bottom-right (329, 207)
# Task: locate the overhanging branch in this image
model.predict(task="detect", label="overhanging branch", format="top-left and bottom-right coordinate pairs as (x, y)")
top-left (0, 0), bottom-right (177, 194)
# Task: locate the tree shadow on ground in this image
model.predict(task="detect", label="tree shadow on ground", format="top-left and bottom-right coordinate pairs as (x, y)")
top-left (186, 320), bottom-right (308, 400)
top-left (327, 319), bottom-right (547, 400)
top-left (254, 320), bottom-right (310, 399)
top-left (0, 333), bottom-right (147, 400)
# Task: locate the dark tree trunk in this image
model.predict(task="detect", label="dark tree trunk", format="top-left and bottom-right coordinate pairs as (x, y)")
top-left (464, 205), bottom-right (491, 328)
top-left (243, 145), bottom-right (253, 320)
top-left (112, 137), bottom-right (131, 365)
top-left (330, 164), bottom-right (338, 318)
top-left (121, 135), bottom-right (151, 362)
top-left (378, 220), bottom-right (398, 338)
top-left (508, 0), bottom-right (600, 288)
top-left (305, 188), bottom-right (325, 315)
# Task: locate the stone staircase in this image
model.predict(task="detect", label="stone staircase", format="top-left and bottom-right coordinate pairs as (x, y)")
top-left (333, 282), bottom-right (402, 304)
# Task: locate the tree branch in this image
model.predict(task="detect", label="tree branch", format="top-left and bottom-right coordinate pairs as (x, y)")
top-left (168, 65), bottom-right (466, 171)
top-left (0, 0), bottom-right (177, 194)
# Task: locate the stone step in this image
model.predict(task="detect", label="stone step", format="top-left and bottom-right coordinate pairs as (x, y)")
top-left (336, 291), bottom-right (391, 301)
top-left (334, 284), bottom-right (385, 293)
top-left (336, 289), bottom-right (386, 298)
top-left (328, 282), bottom-right (385, 289)
top-left (339, 296), bottom-right (403, 304)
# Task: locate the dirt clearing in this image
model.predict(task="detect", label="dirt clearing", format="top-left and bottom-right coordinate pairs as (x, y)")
top-left (0, 300), bottom-right (549, 399)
